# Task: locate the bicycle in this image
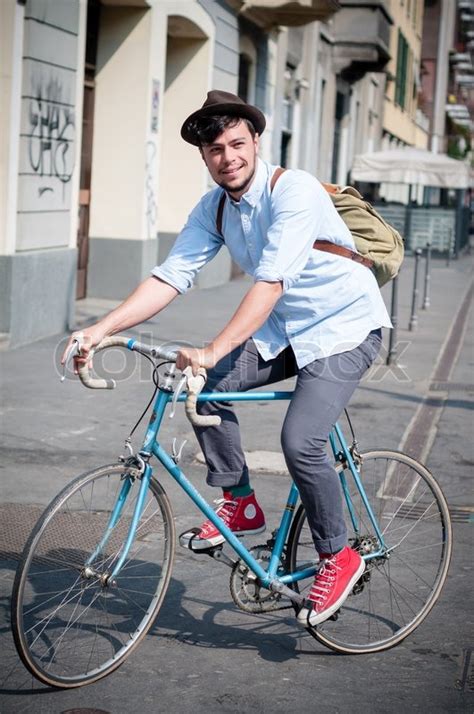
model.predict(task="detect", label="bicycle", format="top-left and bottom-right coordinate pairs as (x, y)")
top-left (11, 336), bottom-right (453, 689)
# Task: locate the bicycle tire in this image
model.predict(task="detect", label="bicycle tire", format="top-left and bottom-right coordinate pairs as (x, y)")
top-left (287, 450), bottom-right (452, 654)
top-left (11, 463), bottom-right (176, 688)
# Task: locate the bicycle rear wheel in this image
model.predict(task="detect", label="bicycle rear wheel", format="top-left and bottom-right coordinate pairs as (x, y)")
top-left (288, 450), bottom-right (452, 653)
top-left (11, 463), bottom-right (175, 688)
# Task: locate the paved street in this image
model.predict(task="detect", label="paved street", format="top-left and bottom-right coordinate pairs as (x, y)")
top-left (0, 254), bottom-right (473, 713)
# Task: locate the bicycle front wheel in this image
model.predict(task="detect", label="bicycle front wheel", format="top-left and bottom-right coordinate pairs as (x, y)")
top-left (288, 450), bottom-right (452, 653)
top-left (11, 463), bottom-right (175, 688)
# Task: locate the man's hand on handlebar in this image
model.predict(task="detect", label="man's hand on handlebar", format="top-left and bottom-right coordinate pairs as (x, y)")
top-left (176, 346), bottom-right (216, 376)
top-left (61, 324), bottom-right (108, 374)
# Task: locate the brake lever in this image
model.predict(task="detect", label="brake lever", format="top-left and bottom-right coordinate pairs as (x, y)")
top-left (169, 366), bottom-right (206, 419)
top-left (169, 369), bottom-right (189, 419)
top-left (61, 332), bottom-right (84, 382)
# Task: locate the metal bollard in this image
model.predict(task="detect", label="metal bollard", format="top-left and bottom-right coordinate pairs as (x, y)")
top-left (386, 274), bottom-right (399, 365)
top-left (409, 249), bottom-right (422, 331)
top-left (422, 243), bottom-right (431, 310)
top-left (446, 229), bottom-right (453, 266)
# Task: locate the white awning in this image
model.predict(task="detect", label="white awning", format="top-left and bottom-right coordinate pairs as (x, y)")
top-left (351, 147), bottom-right (470, 189)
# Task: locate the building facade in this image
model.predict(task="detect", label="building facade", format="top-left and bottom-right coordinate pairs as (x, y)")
top-left (382, 0), bottom-right (429, 151)
top-left (421, 0), bottom-right (473, 159)
top-left (1, 0), bottom-right (341, 346)
top-left (1, 0), bottom-right (437, 348)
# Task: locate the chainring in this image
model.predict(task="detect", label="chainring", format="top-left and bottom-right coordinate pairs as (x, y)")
top-left (229, 544), bottom-right (291, 613)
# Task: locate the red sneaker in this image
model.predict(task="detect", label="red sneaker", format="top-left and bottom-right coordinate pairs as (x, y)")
top-left (179, 491), bottom-right (266, 551)
top-left (297, 546), bottom-right (365, 626)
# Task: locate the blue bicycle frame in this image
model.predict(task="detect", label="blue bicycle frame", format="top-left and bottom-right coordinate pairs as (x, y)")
top-left (98, 385), bottom-right (387, 597)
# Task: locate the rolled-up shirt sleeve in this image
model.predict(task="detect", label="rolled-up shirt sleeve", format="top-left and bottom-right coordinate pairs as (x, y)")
top-left (254, 172), bottom-right (327, 293)
top-left (152, 196), bottom-right (223, 294)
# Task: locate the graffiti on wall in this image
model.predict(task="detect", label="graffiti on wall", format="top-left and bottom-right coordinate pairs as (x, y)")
top-left (151, 79), bottom-right (159, 134)
top-left (27, 74), bottom-right (75, 199)
top-left (145, 141), bottom-right (158, 240)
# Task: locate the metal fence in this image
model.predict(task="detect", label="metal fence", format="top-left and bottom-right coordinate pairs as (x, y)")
top-left (374, 203), bottom-right (469, 254)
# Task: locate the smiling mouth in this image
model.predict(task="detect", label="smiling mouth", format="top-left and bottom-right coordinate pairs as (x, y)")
top-left (222, 166), bottom-right (243, 177)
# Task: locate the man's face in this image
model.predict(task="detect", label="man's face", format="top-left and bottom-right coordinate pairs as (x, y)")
top-left (200, 120), bottom-right (259, 200)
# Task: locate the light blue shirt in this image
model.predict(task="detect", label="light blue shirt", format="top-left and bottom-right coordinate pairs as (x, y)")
top-left (152, 158), bottom-right (391, 368)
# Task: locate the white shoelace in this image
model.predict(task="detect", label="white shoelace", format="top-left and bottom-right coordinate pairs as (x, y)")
top-left (200, 498), bottom-right (237, 536)
top-left (308, 556), bottom-right (342, 607)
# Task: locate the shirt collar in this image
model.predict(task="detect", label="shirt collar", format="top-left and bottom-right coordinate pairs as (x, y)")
top-left (228, 158), bottom-right (270, 208)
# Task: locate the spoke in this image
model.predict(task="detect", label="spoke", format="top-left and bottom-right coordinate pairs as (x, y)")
top-left (388, 504), bottom-right (442, 550)
top-left (113, 586), bottom-right (156, 596)
top-left (23, 571), bottom-right (85, 626)
top-left (135, 505), bottom-right (162, 536)
top-left (382, 508), bottom-right (440, 537)
top-left (25, 566), bottom-right (75, 576)
top-left (25, 576), bottom-right (100, 648)
top-left (43, 585), bottom-right (90, 670)
top-left (375, 563), bottom-right (422, 616)
top-left (23, 584), bottom-right (86, 617)
top-left (96, 595), bottom-right (127, 649)
top-left (114, 585), bottom-right (149, 616)
top-left (388, 539), bottom-right (446, 556)
top-left (42, 589), bottom-right (104, 668)
top-left (380, 561), bottom-right (410, 626)
top-left (376, 566), bottom-right (416, 616)
top-left (386, 549), bottom-right (437, 590)
top-left (29, 553), bottom-right (83, 571)
top-left (381, 488), bottom-right (433, 536)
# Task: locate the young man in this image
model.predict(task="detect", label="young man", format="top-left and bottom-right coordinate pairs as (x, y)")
top-left (63, 90), bottom-right (391, 626)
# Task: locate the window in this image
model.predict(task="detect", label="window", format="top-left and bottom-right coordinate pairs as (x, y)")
top-left (280, 64), bottom-right (296, 167)
top-left (238, 54), bottom-right (251, 102)
top-left (331, 91), bottom-right (345, 183)
top-left (238, 36), bottom-right (257, 105)
top-left (395, 31), bottom-right (409, 109)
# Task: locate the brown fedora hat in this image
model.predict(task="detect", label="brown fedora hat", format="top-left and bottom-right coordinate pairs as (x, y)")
top-left (181, 90), bottom-right (266, 145)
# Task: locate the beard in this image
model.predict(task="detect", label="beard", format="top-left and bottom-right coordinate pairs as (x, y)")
top-left (218, 164), bottom-right (256, 197)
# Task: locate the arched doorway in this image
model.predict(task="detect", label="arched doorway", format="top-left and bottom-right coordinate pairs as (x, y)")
top-left (158, 14), bottom-right (211, 259)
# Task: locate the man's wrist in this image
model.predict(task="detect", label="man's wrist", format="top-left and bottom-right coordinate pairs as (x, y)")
top-left (205, 342), bottom-right (226, 367)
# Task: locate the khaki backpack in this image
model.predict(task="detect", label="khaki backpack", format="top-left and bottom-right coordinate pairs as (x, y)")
top-left (322, 182), bottom-right (404, 287)
top-left (216, 168), bottom-right (404, 287)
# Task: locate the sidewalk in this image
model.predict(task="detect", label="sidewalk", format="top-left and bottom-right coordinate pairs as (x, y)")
top-left (0, 253), bottom-right (472, 713)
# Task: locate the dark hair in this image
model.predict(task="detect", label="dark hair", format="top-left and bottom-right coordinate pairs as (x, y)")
top-left (187, 115), bottom-right (256, 146)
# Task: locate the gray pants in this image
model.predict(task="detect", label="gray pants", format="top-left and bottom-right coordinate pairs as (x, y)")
top-left (194, 330), bottom-right (382, 554)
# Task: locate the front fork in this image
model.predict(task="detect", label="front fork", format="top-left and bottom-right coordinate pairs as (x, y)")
top-left (83, 459), bottom-right (152, 585)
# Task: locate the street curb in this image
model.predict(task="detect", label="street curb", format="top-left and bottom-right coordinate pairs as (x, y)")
top-left (398, 279), bottom-right (473, 463)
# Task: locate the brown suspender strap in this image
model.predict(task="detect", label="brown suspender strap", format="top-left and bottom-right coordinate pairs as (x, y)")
top-left (216, 191), bottom-right (226, 237)
top-left (270, 166), bottom-right (287, 191)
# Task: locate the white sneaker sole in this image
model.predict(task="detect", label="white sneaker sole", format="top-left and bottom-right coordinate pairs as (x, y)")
top-left (297, 559), bottom-right (366, 627)
top-left (179, 524), bottom-right (266, 551)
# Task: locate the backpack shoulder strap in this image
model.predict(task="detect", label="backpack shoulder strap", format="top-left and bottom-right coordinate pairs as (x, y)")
top-left (216, 190), bottom-right (226, 237)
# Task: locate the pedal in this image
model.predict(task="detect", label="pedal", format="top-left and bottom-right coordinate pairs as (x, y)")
top-left (178, 530), bottom-right (236, 567)
top-left (328, 608), bottom-right (340, 622)
top-left (178, 528), bottom-right (225, 555)
top-left (179, 527), bottom-right (215, 551)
